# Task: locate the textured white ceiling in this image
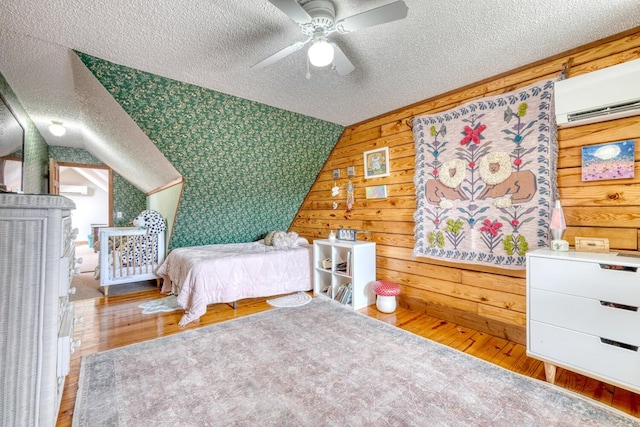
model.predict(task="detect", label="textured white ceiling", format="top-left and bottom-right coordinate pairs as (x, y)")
top-left (0, 0), bottom-right (639, 190)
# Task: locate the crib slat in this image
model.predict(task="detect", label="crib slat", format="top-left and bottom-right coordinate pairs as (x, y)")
top-left (111, 235), bottom-right (117, 279)
top-left (99, 227), bottom-right (165, 287)
top-left (151, 234), bottom-right (157, 271)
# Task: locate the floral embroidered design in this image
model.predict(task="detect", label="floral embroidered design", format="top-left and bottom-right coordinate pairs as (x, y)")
top-left (444, 218), bottom-right (465, 249)
top-left (454, 114), bottom-right (492, 202)
top-left (460, 124), bottom-right (487, 145)
top-left (425, 124), bottom-right (448, 180)
top-left (428, 231), bottom-right (445, 248)
top-left (480, 219), bottom-right (503, 252)
top-left (503, 102), bottom-right (538, 172)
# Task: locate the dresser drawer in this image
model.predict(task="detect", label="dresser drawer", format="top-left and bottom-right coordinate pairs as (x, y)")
top-left (529, 289), bottom-right (640, 346)
top-left (528, 256), bottom-right (640, 306)
top-left (59, 256), bottom-right (73, 297)
top-left (57, 305), bottom-right (76, 378)
top-left (529, 321), bottom-right (640, 392)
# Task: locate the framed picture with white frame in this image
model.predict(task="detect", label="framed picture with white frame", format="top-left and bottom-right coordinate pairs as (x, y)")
top-left (363, 147), bottom-right (390, 179)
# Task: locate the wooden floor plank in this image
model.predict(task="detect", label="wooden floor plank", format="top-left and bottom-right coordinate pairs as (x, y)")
top-left (583, 377), bottom-right (616, 406)
top-left (490, 341), bottom-right (527, 370)
top-left (56, 292), bottom-right (639, 426)
top-left (556, 368), bottom-right (589, 394)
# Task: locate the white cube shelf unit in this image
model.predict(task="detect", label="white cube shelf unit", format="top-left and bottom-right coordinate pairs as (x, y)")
top-left (313, 239), bottom-right (376, 310)
top-left (526, 249), bottom-right (640, 393)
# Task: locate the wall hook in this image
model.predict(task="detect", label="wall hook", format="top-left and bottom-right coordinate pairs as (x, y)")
top-left (405, 118), bottom-right (414, 130)
top-left (561, 58), bottom-right (574, 80)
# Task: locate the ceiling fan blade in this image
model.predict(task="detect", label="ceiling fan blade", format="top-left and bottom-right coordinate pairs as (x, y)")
top-left (268, 0), bottom-right (312, 25)
top-left (331, 43), bottom-right (355, 76)
top-left (336, 1), bottom-right (408, 33)
top-left (251, 41), bottom-right (306, 70)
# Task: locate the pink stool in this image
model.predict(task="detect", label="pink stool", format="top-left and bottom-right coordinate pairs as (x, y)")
top-left (372, 280), bottom-right (401, 313)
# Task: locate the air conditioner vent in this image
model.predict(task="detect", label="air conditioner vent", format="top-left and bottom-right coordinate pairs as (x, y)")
top-left (567, 100), bottom-right (640, 123)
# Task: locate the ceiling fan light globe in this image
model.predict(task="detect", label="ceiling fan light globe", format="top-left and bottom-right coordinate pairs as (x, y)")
top-left (308, 41), bottom-right (334, 67)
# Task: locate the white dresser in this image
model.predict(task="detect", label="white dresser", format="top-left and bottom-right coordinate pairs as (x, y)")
top-left (526, 249), bottom-right (640, 393)
top-left (0, 194), bottom-right (80, 426)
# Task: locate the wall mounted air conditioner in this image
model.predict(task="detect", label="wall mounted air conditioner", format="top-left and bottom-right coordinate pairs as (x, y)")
top-left (555, 58), bottom-right (640, 128)
top-left (60, 185), bottom-right (88, 195)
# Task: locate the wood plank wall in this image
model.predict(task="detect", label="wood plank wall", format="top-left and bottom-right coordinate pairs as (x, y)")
top-left (290, 27), bottom-right (640, 345)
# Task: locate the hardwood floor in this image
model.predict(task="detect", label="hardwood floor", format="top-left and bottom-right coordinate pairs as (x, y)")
top-left (57, 291), bottom-right (639, 426)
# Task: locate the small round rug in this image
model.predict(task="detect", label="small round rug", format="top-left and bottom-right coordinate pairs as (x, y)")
top-left (266, 291), bottom-right (312, 308)
top-left (138, 295), bottom-right (181, 314)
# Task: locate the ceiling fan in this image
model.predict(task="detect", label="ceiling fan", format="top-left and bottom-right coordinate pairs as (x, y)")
top-left (252, 0), bottom-right (409, 76)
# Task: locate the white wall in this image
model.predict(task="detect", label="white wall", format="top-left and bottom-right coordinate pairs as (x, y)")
top-left (148, 180), bottom-right (183, 250)
top-left (60, 167), bottom-right (109, 244)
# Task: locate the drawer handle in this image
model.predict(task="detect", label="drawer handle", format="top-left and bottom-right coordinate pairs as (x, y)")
top-left (600, 338), bottom-right (638, 352)
top-left (599, 263), bottom-right (637, 272)
top-left (600, 301), bottom-right (638, 312)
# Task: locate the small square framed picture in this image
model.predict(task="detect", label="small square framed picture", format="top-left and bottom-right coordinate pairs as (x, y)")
top-left (363, 147), bottom-right (390, 179)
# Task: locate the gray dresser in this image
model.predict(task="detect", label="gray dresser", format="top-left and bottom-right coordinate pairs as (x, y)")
top-left (0, 194), bottom-right (80, 426)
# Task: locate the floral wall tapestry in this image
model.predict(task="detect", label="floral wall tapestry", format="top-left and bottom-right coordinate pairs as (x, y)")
top-left (412, 79), bottom-right (558, 269)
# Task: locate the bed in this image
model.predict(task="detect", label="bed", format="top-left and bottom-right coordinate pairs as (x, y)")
top-left (157, 237), bottom-right (313, 326)
top-left (97, 227), bottom-right (165, 295)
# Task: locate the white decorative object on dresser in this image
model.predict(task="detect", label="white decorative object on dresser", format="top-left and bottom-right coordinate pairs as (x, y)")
top-left (313, 239), bottom-right (376, 310)
top-left (0, 193), bottom-right (81, 426)
top-left (526, 249), bottom-right (640, 393)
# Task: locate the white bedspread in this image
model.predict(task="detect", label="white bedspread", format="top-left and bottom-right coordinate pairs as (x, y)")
top-left (156, 238), bottom-right (312, 326)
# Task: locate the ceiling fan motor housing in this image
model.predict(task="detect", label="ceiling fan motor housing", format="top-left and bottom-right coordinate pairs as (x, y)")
top-left (301, 0), bottom-right (336, 36)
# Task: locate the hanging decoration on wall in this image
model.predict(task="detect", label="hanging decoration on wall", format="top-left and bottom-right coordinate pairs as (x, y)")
top-left (581, 139), bottom-right (635, 182)
top-left (412, 79), bottom-right (558, 269)
top-left (332, 168), bottom-right (340, 209)
top-left (346, 166), bottom-right (355, 211)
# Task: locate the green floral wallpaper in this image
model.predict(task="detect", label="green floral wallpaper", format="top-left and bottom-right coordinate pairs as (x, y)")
top-left (78, 52), bottom-right (343, 248)
top-left (48, 146), bottom-right (146, 226)
top-left (0, 71), bottom-right (48, 194)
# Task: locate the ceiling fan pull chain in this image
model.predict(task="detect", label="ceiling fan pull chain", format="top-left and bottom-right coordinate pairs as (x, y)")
top-left (306, 54), bottom-right (311, 79)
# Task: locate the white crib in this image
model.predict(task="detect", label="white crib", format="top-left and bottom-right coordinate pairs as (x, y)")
top-left (97, 227), bottom-right (166, 295)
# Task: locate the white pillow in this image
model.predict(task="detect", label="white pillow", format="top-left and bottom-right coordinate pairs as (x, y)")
top-left (272, 231), bottom-right (299, 249)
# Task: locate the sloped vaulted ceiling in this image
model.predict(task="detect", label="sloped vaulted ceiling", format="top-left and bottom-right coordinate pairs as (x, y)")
top-left (0, 30), bottom-right (181, 194)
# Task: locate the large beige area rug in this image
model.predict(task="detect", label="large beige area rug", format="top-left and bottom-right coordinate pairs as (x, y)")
top-left (73, 299), bottom-right (639, 426)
